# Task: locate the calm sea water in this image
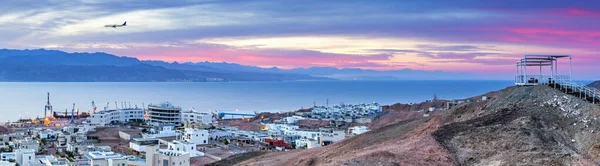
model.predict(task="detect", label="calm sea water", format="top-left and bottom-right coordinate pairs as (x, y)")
top-left (0, 80), bottom-right (513, 122)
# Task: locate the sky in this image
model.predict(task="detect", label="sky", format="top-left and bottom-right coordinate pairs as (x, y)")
top-left (1, 0), bottom-right (600, 79)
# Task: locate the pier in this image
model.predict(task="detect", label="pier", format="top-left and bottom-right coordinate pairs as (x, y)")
top-left (515, 55), bottom-right (600, 104)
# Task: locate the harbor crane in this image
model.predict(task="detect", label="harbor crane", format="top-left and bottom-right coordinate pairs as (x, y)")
top-left (44, 92), bottom-right (53, 118)
top-left (70, 103), bottom-right (75, 124)
top-left (115, 101), bottom-right (119, 109)
top-left (105, 102), bottom-right (110, 110)
top-left (92, 100), bottom-right (97, 113)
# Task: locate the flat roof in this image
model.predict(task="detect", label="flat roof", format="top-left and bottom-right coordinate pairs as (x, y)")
top-left (84, 151), bottom-right (124, 160)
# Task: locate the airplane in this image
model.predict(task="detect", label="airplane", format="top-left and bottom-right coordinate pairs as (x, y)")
top-left (104, 21), bottom-right (126, 28)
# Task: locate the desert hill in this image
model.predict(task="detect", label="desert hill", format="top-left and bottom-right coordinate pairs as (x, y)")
top-left (211, 85), bottom-right (600, 166)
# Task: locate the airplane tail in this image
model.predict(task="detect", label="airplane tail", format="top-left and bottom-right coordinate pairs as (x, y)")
top-left (122, 21), bottom-right (127, 26)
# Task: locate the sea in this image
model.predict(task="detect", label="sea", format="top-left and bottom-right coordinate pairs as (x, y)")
top-left (0, 80), bottom-right (514, 122)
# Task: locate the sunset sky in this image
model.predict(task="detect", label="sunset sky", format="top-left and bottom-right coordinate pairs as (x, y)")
top-left (1, 0), bottom-right (599, 78)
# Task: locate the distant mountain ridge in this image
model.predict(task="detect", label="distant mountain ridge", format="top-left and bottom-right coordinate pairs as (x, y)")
top-left (588, 80), bottom-right (600, 89)
top-left (0, 49), bottom-right (469, 82)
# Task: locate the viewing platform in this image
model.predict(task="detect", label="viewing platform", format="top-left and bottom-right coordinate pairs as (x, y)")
top-left (515, 55), bottom-right (600, 104)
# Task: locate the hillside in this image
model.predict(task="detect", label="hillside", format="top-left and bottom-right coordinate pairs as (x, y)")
top-left (214, 85), bottom-right (600, 166)
top-left (588, 81), bottom-right (600, 90)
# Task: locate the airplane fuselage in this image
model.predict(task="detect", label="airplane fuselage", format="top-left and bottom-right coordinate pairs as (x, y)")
top-left (104, 25), bottom-right (125, 28)
top-left (104, 21), bottom-right (127, 28)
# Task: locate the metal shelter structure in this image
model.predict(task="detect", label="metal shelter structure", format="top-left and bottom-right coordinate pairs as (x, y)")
top-left (515, 55), bottom-right (571, 86)
top-left (515, 55), bottom-right (599, 104)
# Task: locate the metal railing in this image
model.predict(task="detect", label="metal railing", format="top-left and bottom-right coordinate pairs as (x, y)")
top-left (552, 76), bottom-right (600, 104)
top-left (515, 75), bottom-right (570, 85)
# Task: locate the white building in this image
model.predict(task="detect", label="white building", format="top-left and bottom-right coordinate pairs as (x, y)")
top-left (148, 102), bottom-right (182, 125)
top-left (14, 139), bottom-right (39, 151)
top-left (84, 151), bottom-right (125, 166)
top-left (284, 116), bottom-right (305, 124)
top-left (126, 145), bottom-right (190, 166)
top-left (0, 152), bottom-right (14, 162)
top-left (129, 138), bottom-right (160, 153)
top-left (38, 130), bottom-right (59, 140)
top-left (349, 126), bottom-right (369, 135)
top-left (181, 109), bottom-right (213, 126)
top-left (182, 128), bottom-right (208, 145)
top-left (89, 108), bottom-right (145, 126)
top-left (1, 149), bottom-right (35, 166)
top-left (319, 129), bottom-right (345, 145)
top-left (167, 141), bottom-right (203, 157)
top-left (0, 161), bottom-right (14, 166)
top-left (36, 155), bottom-right (70, 166)
top-left (295, 138), bottom-right (321, 149)
top-left (142, 124), bottom-right (179, 139)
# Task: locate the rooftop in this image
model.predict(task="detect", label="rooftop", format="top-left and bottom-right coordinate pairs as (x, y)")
top-left (156, 149), bottom-right (189, 156)
top-left (148, 102), bottom-right (181, 110)
top-left (84, 151), bottom-right (124, 160)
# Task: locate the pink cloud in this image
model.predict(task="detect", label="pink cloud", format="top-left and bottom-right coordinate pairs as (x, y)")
top-left (131, 46), bottom-right (394, 70)
top-left (563, 8), bottom-right (600, 17)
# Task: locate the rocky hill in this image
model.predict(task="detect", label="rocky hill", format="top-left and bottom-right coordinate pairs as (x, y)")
top-left (588, 81), bottom-right (600, 90)
top-left (213, 85), bottom-right (600, 166)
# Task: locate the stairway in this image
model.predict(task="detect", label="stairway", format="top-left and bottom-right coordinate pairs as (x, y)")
top-left (550, 77), bottom-right (600, 105)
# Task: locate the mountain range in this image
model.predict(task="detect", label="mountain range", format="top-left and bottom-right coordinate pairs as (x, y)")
top-left (0, 49), bottom-right (470, 82)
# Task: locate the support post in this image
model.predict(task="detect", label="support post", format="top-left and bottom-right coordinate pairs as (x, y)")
top-left (539, 62), bottom-right (542, 84)
top-left (524, 58), bottom-right (527, 85)
top-left (569, 56), bottom-right (572, 81)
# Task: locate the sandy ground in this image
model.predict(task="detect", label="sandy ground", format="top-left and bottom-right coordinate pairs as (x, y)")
top-left (87, 127), bottom-right (142, 155)
top-left (191, 156), bottom-right (218, 165)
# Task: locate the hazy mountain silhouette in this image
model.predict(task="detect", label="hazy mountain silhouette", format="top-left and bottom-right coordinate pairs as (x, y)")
top-left (0, 49), bottom-right (468, 82)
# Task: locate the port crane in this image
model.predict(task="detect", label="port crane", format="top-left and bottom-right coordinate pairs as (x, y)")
top-left (70, 103), bottom-right (75, 124)
top-left (44, 92), bottom-right (53, 118)
top-left (105, 102), bottom-right (110, 110)
top-left (92, 101), bottom-right (97, 113)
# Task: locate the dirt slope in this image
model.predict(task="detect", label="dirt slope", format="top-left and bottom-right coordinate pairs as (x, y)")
top-left (235, 116), bottom-right (454, 166)
top-left (434, 85), bottom-right (600, 165)
top-left (219, 85), bottom-right (600, 166)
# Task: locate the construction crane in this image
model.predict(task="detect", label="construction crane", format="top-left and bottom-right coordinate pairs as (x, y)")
top-left (44, 92), bottom-right (53, 118)
top-left (70, 103), bottom-right (75, 124)
top-left (92, 101), bottom-right (97, 113)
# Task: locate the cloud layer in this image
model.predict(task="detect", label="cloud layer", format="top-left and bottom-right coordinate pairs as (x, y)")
top-left (1, 0), bottom-right (599, 79)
